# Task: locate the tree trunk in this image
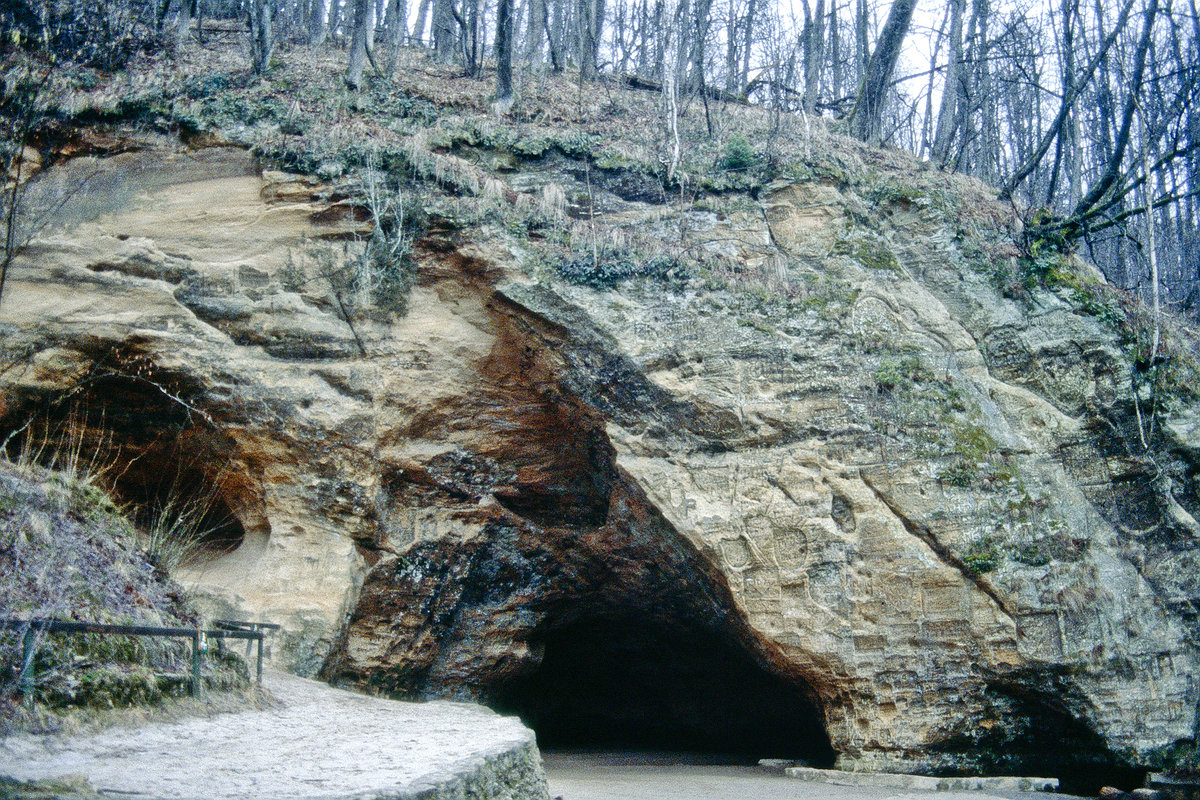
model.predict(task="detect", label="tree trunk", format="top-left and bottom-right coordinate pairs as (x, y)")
top-left (462, 0), bottom-right (482, 76)
top-left (854, 0), bottom-right (869, 84)
top-left (411, 0), bottom-right (431, 44)
top-left (724, 0), bottom-right (738, 92)
top-left (309, 0), bottom-right (329, 45)
top-left (971, 0), bottom-right (995, 182)
top-left (650, 0), bottom-right (665, 79)
top-left (918, 1), bottom-right (948, 157)
top-left (671, 0), bottom-right (691, 89)
top-left (328, 0), bottom-right (345, 40)
top-left (577, 0), bottom-right (603, 79)
top-left (522, 0), bottom-right (545, 62)
top-left (157, 0), bottom-right (173, 33)
top-left (382, 0), bottom-right (405, 43)
top-left (1044, 0), bottom-right (1079, 204)
top-left (472, 0), bottom-right (488, 78)
top-left (546, 0), bottom-right (565, 71)
top-left (346, 0), bottom-right (372, 88)
top-left (686, 0), bottom-right (713, 92)
top-left (385, 0), bottom-right (407, 73)
top-left (849, 0), bottom-right (917, 143)
top-left (248, 0), bottom-right (275, 75)
top-left (801, 0), bottom-right (825, 112)
top-left (930, 0), bottom-right (964, 164)
top-left (175, 0), bottom-right (195, 48)
top-left (738, 0), bottom-right (755, 94)
top-left (432, 0), bottom-right (456, 61)
top-left (826, 0), bottom-right (840, 101)
top-left (496, 0), bottom-right (514, 106)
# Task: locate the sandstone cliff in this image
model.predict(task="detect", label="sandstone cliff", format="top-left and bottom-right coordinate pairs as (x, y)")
top-left (1, 48), bottom-right (1198, 784)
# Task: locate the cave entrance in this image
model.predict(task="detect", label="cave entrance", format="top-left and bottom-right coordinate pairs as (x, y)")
top-left (491, 614), bottom-right (836, 764)
top-left (0, 362), bottom-right (253, 569)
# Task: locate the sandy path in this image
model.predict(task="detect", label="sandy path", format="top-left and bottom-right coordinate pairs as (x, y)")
top-left (542, 752), bottom-right (1084, 800)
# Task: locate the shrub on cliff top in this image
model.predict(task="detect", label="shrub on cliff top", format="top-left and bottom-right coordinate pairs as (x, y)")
top-left (557, 252), bottom-right (686, 290)
top-left (718, 133), bottom-right (759, 172)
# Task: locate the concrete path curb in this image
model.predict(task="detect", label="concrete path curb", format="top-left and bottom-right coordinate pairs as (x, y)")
top-left (780, 765), bottom-right (1059, 793)
top-left (0, 672), bottom-right (549, 800)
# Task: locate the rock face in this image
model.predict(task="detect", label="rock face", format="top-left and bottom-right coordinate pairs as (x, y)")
top-left (2, 138), bottom-right (1198, 781)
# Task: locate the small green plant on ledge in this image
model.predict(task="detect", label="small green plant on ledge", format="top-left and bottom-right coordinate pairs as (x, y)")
top-left (935, 422), bottom-right (1003, 489)
top-left (963, 537), bottom-right (1001, 575)
top-left (873, 355), bottom-right (932, 392)
top-left (835, 233), bottom-right (900, 272)
top-left (1018, 209), bottom-right (1074, 286)
top-left (1010, 542), bottom-right (1051, 567)
top-left (556, 248), bottom-right (686, 291)
top-left (938, 460), bottom-right (977, 487)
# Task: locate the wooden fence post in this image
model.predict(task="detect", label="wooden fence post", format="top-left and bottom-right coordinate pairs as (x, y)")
top-left (191, 629), bottom-right (204, 699)
top-left (19, 624), bottom-right (36, 710)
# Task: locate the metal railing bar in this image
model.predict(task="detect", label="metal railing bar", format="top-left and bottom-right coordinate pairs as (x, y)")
top-left (1, 618), bottom-right (262, 640)
top-left (3, 617), bottom-right (275, 707)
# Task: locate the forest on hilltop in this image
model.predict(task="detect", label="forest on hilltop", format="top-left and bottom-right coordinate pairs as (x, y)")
top-left (0, 0), bottom-right (1198, 323)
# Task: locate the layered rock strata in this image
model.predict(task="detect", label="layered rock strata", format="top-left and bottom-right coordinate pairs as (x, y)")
top-left (1, 140), bottom-right (1197, 779)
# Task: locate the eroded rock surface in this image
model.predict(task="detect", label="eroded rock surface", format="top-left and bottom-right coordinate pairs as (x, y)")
top-left (2, 140), bottom-right (1197, 780)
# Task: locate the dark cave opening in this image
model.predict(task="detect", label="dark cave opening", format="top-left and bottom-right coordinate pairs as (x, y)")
top-left (0, 365), bottom-right (249, 566)
top-left (490, 615), bottom-right (836, 765)
top-left (121, 478), bottom-right (246, 563)
top-left (966, 683), bottom-right (1152, 795)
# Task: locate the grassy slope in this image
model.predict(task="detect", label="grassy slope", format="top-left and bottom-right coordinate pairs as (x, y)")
top-left (0, 456), bottom-right (248, 728)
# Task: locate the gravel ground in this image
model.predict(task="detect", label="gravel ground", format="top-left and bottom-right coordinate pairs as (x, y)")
top-left (542, 752), bottom-right (1087, 800)
top-left (0, 671), bottom-right (540, 800)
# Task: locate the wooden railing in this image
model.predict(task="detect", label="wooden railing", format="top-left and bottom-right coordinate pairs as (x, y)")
top-left (1, 617), bottom-right (280, 708)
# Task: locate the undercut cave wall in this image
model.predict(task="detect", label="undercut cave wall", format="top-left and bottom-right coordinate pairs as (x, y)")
top-left (0, 344), bottom-right (264, 567)
top-left (322, 460), bottom-right (839, 763)
top-left (319, 261), bottom-right (842, 761)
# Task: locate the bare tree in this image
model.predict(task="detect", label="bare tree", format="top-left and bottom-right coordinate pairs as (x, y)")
top-left (411, 0), bottom-right (431, 44)
top-left (496, 0), bottom-right (515, 107)
top-left (309, 0), bottom-right (329, 44)
top-left (432, 0), bottom-right (457, 60)
top-left (997, 0), bottom-right (1137, 201)
top-left (849, 0), bottom-right (916, 143)
top-left (930, 0), bottom-right (965, 164)
top-left (801, 0), bottom-right (824, 112)
top-left (248, 0), bottom-right (276, 75)
top-left (577, 0), bottom-right (605, 79)
top-left (1066, 0), bottom-right (1159, 225)
top-left (522, 0), bottom-right (546, 62)
top-left (345, 0), bottom-right (372, 88)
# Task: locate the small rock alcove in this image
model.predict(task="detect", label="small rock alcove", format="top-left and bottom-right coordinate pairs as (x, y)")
top-left (490, 614), bottom-right (836, 762)
top-left (0, 354), bottom-right (258, 568)
top-left (119, 465), bottom-right (248, 565)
